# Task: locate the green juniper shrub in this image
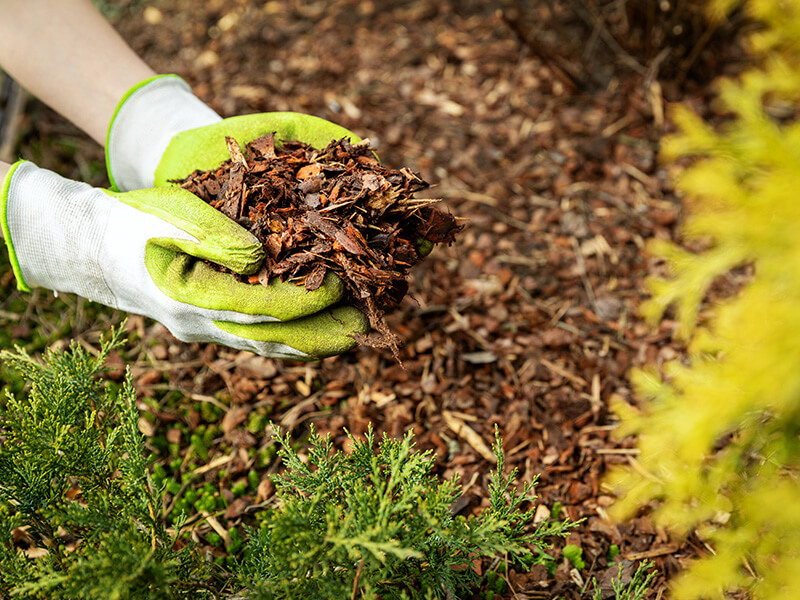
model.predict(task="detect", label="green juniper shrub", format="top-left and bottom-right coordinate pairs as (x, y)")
top-left (611, 2), bottom-right (800, 598)
top-left (237, 424), bottom-right (576, 600)
top-left (0, 326), bottom-right (215, 599)
top-left (0, 328), bottom-right (574, 600)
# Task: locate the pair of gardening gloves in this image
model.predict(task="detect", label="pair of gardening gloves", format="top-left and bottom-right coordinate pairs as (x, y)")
top-left (0, 75), bottom-right (369, 359)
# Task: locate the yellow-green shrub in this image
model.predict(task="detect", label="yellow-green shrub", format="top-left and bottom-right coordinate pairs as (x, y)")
top-left (609, 1), bottom-right (800, 599)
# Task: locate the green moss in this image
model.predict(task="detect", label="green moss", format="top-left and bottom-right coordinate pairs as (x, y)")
top-left (562, 545), bottom-right (585, 570)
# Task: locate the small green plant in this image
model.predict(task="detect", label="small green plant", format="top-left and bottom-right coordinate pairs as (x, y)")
top-left (0, 328), bottom-right (573, 599)
top-left (592, 560), bottom-right (657, 600)
top-left (484, 569), bottom-right (507, 596)
top-left (0, 325), bottom-right (212, 599)
top-left (606, 544), bottom-right (621, 568)
top-left (562, 544), bottom-right (585, 570)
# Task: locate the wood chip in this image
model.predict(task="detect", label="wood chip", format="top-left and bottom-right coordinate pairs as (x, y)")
top-left (540, 358), bottom-right (588, 387)
top-left (443, 410), bottom-right (496, 463)
top-left (225, 136), bottom-right (248, 168)
top-left (625, 543), bottom-right (681, 561)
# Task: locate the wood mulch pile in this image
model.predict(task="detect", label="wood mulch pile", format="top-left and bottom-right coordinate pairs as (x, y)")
top-left (176, 134), bottom-right (461, 356)
top-left (14, 1), bottom-right (750, 598)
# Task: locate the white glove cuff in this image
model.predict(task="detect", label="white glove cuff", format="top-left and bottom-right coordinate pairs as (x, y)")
top-left (2, 161), bottom-right (116, 305)
top-left (106, 75), bottom-right (222, 191)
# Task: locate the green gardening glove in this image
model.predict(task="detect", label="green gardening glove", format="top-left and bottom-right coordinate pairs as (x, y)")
top-left (1, 161), bottom-right (367, 360)
top-left (105, 75), bottom-right (369, 358)
top-left (155, 111), bottom-right (359, 186)
top-left (105, 75), bottom-right (359, 190)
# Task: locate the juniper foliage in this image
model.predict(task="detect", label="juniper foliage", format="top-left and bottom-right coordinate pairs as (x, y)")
top-left (0, 326), bottom-right (213, 599)
top-left (610, 1), bottom-right (800, 598)
top-left (0, 328), bottom-right (569, 599)
top-left (592, 561), bottom-right (657, 600)
top-left (238, 425), bottom-right (574, 600)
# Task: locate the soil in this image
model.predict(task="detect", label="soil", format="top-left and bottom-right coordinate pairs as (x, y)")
top-left (13, 1), bottom-right (753, 598)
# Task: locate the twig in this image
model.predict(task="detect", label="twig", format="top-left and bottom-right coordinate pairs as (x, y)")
top-left (503, 550), bottom-right (523, 600)
top-left (676, 22), bottom-right (719, 87)
top-left (149, 502), bottom-right (157, 552)
top-left (572, 237), bottom-right (601, 321)
top-left (501, 1), bottom-right (584, 91)
top-left (645, 47), bottom-right (673, 87)
top-left (625, 543), bottom-right (681, 561)
top-left (570, 0), bottom-right (647, 76)
top-left (0, 72), bottom-right (25, 163)
top-left (351, 559), bottom-right (364, 600)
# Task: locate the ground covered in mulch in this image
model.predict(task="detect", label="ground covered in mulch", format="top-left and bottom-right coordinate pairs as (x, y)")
top-left (9, 1), bottom-right (753, 598)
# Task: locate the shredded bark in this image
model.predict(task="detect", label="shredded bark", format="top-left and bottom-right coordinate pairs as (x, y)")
top-left (175, 134), bottom-right (463, 357)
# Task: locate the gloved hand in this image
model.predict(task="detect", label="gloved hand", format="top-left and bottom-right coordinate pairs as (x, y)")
top-left (105, 74), bottom-right (359, 190)
top-left (102, 75), bottom-right (369, 354)
top-left (0, 161), bottom-right (367, 360)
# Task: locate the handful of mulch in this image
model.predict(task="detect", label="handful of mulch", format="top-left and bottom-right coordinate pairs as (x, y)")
top-left (175, 133), bottom-right (462, 357)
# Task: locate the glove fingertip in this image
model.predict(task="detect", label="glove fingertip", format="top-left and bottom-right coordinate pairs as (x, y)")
top-left (213, 304), bottom-right (368, 360)
top-left (216, 241), bottom-right (265, 275)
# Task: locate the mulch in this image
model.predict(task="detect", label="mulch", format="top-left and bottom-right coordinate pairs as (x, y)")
top-left (14, 1), bottom-right (752, 598)
top-left (176, 133), bottom-right (462, 357)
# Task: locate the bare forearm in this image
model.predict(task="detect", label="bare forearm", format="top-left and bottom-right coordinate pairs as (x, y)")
top-left (0, 0), bottom-right (156, 145)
